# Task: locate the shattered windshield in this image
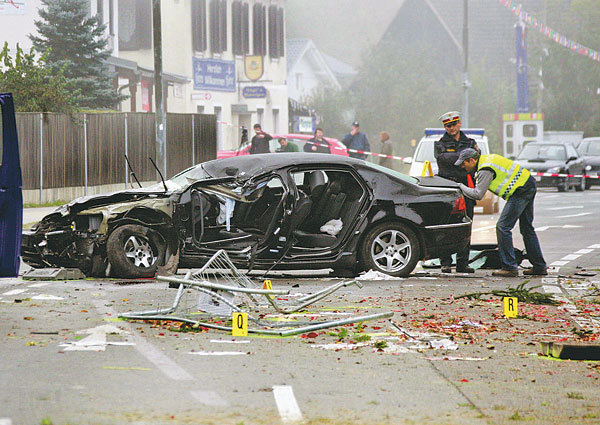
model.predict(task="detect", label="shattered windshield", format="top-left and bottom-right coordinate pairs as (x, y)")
top-left (162, 164), bottom-right (213, 189)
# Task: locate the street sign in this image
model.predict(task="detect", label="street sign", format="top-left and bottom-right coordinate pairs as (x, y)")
top-left (193, 58), bottom-right (236, 92)
top-left (242, 86), bottom-right (267, 99)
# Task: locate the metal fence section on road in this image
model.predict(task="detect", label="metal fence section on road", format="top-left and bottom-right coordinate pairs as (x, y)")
top-left (16, 112), bottom-right (217, 202)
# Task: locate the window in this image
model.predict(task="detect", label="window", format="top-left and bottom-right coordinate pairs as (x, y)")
top-left (268, 6), bottom-right (284, 58)
top-left (506, 124), bottom-right (513, 138)
top-left (97, 0), bottom-right (104, 25)
top-left (232, 1), bottom-right (250, 55)
top-left (523, 124), bottom-right (538, 137)
top-left (118, 0), bottom-right (152, 50)
top-left (209, 0), bottom-right (227, 54)
top-left (506, 141), bottom-right (513, 154)
top-left (253, 4), bottom-right (266, 56)
top-left (108, 0), bottom-right (114, 35)
top-left (192, 0), bottom-right (207, 52)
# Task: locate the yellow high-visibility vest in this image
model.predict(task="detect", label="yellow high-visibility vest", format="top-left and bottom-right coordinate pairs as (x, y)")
top-left (477, 154), bottom-right (531, 200)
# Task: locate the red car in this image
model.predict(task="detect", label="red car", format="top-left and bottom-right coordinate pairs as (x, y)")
top-left (217, 133), bottom-right (349, 159)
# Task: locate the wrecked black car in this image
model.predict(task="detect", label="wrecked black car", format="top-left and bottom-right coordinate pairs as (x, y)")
top-left (22, 153), bottom-right (471, 278)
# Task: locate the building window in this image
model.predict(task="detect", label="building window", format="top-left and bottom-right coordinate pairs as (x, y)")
top-left (523, 124), bottom-right (538, 137)
top-left (253, 4), bottom-right (266, 56)
top-left (118, 0), bottom-right (152, 51)
top-left (232, 1), bottom-right (250, 56)
top-left (192, 0), bottom-right (207, 52)
top-left (97, 0), bottom-right (104, 25)
top-left (210, 0), bottom-right (227, 54)
top-left (108, 0), bottom-right (114, 35)
top-left (268, 6), bottom-right (284, 58)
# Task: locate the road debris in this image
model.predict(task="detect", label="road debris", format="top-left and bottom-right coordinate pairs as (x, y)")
top-left (455, 280), bottom-right (561, 305)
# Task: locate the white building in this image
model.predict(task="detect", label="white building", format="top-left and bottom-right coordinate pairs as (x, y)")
top-left (0, 0), bottom-right (288, 150)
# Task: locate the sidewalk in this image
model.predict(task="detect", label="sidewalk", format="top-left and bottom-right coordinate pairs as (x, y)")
top-left (23, 207), bottom-right (57, 226)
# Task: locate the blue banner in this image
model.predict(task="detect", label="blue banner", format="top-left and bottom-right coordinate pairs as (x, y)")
top-left (0, 93), bottom-right (23, 277)
top-left (193, 58), bottom-right (236, 92)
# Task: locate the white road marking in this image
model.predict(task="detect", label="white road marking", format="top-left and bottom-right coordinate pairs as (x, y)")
top-left (547, 206), bottom-right (584, 210)
top-left (31, 294), bottom-right (64, 300)
top-left (0, 418), bottom-right (12, 425)
top-left (542, 285), bottom-right (562, 294)
top-left (210, 339), bottom-right (250, 344)
top-left (188, 351), bottom-right (248, 356)
top-left (92, 300), bottom-right (194, 381)
top-left (2, 289), bottom-right (27, 296)
top-left (190, 390), bottom-right (229, 407)
top-left (472, 225), bottom-right (496, 233)
top-left (273, 385), bottom-right (304, 423)
top-left (588, 244), bottom-right (600, 249)
top-left (541, 277), bottom-right (558, 285)
top-left (555, 212), bottom-right (593, 219)
top-left (561, 254), bottom-right (581, 261)
top-left (575, 249), bottom-right (594, 255)
top-left (535, 225), bottom-right (582, 232)
top-left (27, 282), bottom-right (51, 288)
top-left (550, 261), bottom-right (569, 267)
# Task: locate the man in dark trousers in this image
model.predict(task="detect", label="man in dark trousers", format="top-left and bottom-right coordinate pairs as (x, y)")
top-left (455, 148), bottom-right (547, 277)
top-left (249, 123), bottom-right (272, 154)
top-left (434, 111), bottom-right (479, 274)
top-left (341, 121), bottom-right (369, 160)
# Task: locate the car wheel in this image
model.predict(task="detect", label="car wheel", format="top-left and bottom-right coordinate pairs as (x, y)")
top-left (557, 178), bottom-right (569, 192)
top-left (360, 222), bottom-right (420, 277)
top-left (107, 224), bottom-right (166, 278)
top-left (585, 179), bottom-right (592, 190)
top-left (575, 177), bottom-right (585, 192)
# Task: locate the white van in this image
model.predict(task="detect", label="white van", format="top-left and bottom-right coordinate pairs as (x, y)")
top-left (407, 128), bottom-right (499, 214)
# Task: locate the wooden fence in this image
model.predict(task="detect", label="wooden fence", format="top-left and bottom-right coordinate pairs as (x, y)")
top-left (15, 112), bottom-right (217, 193)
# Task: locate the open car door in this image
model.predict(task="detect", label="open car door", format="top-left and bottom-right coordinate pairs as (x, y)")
top-left (0, 93), bottom-right (23, 277)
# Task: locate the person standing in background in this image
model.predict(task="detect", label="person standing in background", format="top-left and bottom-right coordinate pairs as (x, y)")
top-left (305, 128), bottom-right (331, 153)
top-left (434, 111), bottom-right (479, 274)
top-left (378, 131), bottom-right (394, 169)
top-left (249, 123), bottom-right (272, 154)
top-left (341, 121), bottom-right (369, 160)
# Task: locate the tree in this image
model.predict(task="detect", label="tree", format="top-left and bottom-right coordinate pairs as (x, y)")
top-left (0, 42), bottom-right (77, 113)
top-left (29, 0), bottom-right (127, 110)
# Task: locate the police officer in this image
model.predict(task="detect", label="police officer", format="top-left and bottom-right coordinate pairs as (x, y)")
top-left (455, 148), bottom-right (548, 277)
top-left (434, 111), bottom-right (479, 274)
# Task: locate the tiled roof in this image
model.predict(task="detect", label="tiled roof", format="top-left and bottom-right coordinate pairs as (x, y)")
top-left (286, 38), bottom-right (312, 71)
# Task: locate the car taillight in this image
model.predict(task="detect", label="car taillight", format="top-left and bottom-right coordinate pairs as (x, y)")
top-left (451, 196), bottom-right (466, 214)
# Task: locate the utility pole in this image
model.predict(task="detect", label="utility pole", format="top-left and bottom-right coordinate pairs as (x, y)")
top-left (462, 0), bottom-right (470, 127)
top-left (153, 0), bottom-right (167, 178)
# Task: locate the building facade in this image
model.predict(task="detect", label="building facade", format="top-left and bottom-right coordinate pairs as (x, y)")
top-left (0, 0), bottom-right (288, 150)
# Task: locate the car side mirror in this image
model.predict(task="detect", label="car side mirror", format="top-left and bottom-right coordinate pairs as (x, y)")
top-left (508, 156), bottom-right (516, 160)
top-left (403, 157), bottom-right (413, 164)
top-left (567, 156), bottom-right (578, 162)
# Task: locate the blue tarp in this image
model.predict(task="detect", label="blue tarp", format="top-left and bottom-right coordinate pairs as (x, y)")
top-left (0, 93), bottom-right (23, 277)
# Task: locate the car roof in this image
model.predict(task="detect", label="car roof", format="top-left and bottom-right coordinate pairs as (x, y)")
top-left (202, 153), bottom-right (364, 178)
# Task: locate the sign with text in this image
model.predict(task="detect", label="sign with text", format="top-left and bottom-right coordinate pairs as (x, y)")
top-left (193, 58), bottom-right (235, 92)
top-left (0, 0), bottom-right (26, 14)
top-left (242, 86), bottom-right (267, 99)
top-left (503, 297), bottom-right (518, 318)
top-left (232, 312), bottom-right (248, 336)
top-left (297, 116), bottom-right (314, 133)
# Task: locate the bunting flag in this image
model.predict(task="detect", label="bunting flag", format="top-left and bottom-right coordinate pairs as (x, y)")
top-left (499, 0), bottom-right (600, 63)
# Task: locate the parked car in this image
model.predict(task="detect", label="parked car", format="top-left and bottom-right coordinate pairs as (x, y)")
top-left (22, 154), bottom-right (471, 278)
top-left (578, 137), bottom-right (600, 189)
top-left (406, 129), bottom-right (499, 214)
top-left (514, 142), bottom-right (586, 192)
top-left (218, 133), bottom-right (349, 159)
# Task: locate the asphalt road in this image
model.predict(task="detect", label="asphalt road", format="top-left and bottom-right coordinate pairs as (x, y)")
top-left (2, 188), bottom-right (600, 425)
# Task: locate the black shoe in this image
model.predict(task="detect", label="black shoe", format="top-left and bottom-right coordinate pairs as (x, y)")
top-left (456, 265), bottom-right (475, 274)
top-left (523, 268), bottom-right (548, 276)
top-left (441, 266), bottom-right (452, 273)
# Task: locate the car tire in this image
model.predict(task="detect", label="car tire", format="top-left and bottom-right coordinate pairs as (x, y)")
top-left (585, 179), bottom-right (592, 190)
top-left (107, 224), bottom-right (166, 278)
top-left (575, 177), bottom-right (585, 192)
top-left (359, 222), bottom-right (420, 277)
